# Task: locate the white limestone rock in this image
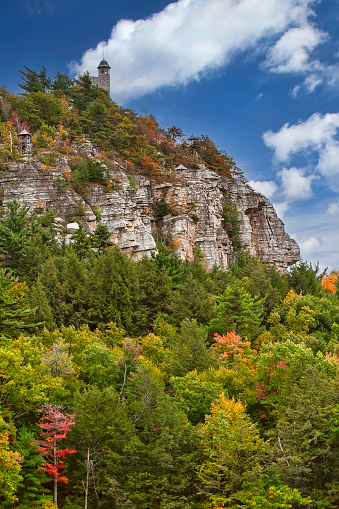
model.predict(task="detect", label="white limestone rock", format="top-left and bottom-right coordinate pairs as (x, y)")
top-left (0, 158), bottom-right (300, 272)
top-left (66, 222), bottom-right (79, 232)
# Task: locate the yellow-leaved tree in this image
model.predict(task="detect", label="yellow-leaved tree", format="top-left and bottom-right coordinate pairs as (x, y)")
top-left (0, 416), bottom-right (23, 504)
top-left (199, 394), bottom-right (310, 508)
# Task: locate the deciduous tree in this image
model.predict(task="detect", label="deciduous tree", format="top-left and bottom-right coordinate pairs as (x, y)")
top-left (0, 415), bottom-right (22, 504)
top-left (37, 404), bottom-right (76, 506)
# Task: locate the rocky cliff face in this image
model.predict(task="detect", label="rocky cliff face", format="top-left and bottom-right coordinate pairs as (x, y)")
top-left (0, 156), bottom-right (300, 272)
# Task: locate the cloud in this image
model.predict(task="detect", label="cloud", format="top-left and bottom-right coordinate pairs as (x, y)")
top-left (248, 179), bottom-right (277, 198)
top-left (317, 141), bottom-right (339, 181)
top-left (72, 0), bottom-right (317, 102)
top-left (328, 201), bottom-right (339, 215)
top-left (262, 16), bottom-right (339, 98)
top-left (291, 73), bottom-right (324, 96)
top-left (273, 201), bottom-right (289, 219)
top-left (282, 204), bottom-right (339, 270)
top-left (263, 113), bottom-right (339, 163)
top-left (299, 236), bottom-right (322, 256)
top-left (263, 112), bottom-right (339, 191)
top-left (263, 21), bottom-right (339, 97)
top-left (278, 167), bottom-right (314, 201)
top-left (264, 25), bottom-right (327, 74)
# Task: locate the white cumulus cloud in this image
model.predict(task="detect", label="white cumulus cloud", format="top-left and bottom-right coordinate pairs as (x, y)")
top-left (299, 236), bottom-right (322, 256)
top-left (317, 141), bottom-right (339, 179)
top-left (272, 201), bottom-right (289, 219)
top-left (263, 112), bottom-right (339, 162)
top-left (263, 113), bottom-right (339, 190)
top-left (278, 167), bottom-right (314, 201)
top-left (264, 25), bottom-right (327, 74)
top-left (248, 180), bottom-right (277, 199)
top-left (72, 0), bottom-right (317, 102)
top-left (263, 21), bottom-right (339, 97)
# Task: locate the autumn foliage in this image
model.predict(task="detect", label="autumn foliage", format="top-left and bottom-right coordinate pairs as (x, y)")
top-left (321, 271), bottom-right (339, 294)
top-left (1, 71), bottom-right (339, 508)
top-left (212, 330), bottom-right (252, 361)
top-left (37, 404), bottom-right (76, 485)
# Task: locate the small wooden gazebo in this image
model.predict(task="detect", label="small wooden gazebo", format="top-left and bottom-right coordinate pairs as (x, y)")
top-left (175, 164), bottom-right (187, 172)
top-left (18, 129), bottom-right (32, 156)
top-left (187, 135), bottom-right (198, 145)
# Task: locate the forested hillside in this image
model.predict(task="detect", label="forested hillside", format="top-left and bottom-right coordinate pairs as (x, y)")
top-left (0, 68), bottom-right (241, 178)
top-left (0, 70), bottom-right (339, 509)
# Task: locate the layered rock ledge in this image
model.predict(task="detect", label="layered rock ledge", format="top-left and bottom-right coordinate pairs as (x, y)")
top-left (0, 159), bottom-right (300, 272)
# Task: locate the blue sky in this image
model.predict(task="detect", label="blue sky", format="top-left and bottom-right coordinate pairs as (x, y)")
top-left (1, 0), bottom-right (339, 270)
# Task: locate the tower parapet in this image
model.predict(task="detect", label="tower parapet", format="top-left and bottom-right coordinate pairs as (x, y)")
top-left (89, 59), bottom-right (111, 93)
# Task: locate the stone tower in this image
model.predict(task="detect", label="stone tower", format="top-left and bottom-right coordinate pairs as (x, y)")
top-left (89, 59), bottom-right (111, 94)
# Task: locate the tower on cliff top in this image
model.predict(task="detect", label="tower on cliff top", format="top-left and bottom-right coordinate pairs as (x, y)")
top-left (89, 59), bottom-right (111, 94)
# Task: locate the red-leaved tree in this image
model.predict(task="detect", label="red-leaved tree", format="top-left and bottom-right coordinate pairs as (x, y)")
top-left (37, 403), bottom-right (76, 506)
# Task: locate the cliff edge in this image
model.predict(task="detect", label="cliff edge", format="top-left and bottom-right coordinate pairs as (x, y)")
top-left (0, 155), bottom-right (300, 272)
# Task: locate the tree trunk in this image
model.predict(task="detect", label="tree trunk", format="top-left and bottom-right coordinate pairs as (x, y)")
top-left (54, 439), bottom-right (58, 506)
top-left (84, 447), bottom-right (90, 509)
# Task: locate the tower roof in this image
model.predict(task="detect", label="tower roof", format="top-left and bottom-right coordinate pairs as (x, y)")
top-left (97, 59), bottom-right (111, 69)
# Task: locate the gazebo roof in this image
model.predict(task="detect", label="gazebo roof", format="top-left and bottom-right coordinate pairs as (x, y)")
top-left (18, 129), bottom-right (31, 136)
top-left (175, 164), bottom-right (187, 170)
top-left (187, 135), bottom-right (198, 141)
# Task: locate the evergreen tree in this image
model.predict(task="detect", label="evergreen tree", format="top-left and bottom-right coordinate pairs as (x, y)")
top-left (0, 268), bottom-right (39, 339)
top-left (71, 224), bottom-right (92, 258)
top-left (52, 73), bottom-right (74, 95)
top-left (0, 200), bottom-right (31, 270)
top-left (267, 365), bottom-right (339, 506)
top-left (209, 281), bottom-right (265, 342)
top-left (19, 66), bottom-right (52, 93)
top-left (169, 273), bottom-right (213, 326)
top-left (71, 73), bottom-right (100, 113)
top-left (90, 224), bottom-right (113, 251)
top-left (169, 318), bottom-right (211, 376)
top-left (287, 261), bottom-right (322, 295)
top-left (137, 256), bottom-right (172, 333)
top-left (14, 428), bottom-right (51, 508)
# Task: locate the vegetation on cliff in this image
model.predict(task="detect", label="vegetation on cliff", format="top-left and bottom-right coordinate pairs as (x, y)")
top-left (0, 69), bottom-right (243, 181)
top-left (0, 71), bottom-right (338, 508)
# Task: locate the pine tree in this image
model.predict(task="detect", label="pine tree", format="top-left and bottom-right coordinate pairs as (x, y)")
top-left (0, 200), bottom-right (31, 270)
top-left (0, 268), bottom-right (39, 339)
top-left (19, 66), bottom-right (52, 93)
top-left (90, 224), bottom-right (113, 251)
top-left (169, 318), bottom-right (211, 376)
top-left (15, 428), bottom-right (52, 507)
top-left (209, 281), bottom-right (265, 342)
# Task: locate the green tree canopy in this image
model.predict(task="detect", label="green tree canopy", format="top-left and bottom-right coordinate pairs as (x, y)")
top-left (19, 66), bottom-right (52, 93)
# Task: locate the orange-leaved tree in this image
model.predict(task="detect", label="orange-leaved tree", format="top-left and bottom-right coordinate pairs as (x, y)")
top-left (212, 330), bottom-right (252, 362)
top-left (321, 272), bottom-right (339, 294)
